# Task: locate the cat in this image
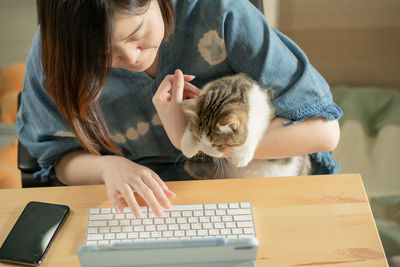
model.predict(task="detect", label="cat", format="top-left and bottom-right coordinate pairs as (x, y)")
top-left (180, 73), bottom-right (311, 179)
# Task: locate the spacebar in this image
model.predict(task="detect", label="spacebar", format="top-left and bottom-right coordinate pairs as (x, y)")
top-left (169, 204), bottom-right (203, 211)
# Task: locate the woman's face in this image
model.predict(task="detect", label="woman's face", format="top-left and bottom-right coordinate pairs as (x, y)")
top-left (111, 0), bottom-right (165, 74)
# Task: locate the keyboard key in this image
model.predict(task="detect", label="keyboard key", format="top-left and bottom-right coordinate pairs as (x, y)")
top-left (151, 232), bottom-right (162, 238)
top-left (186, 230), bottom-right (196, 236)
top-left (182, 211), bottom-right (193, 217)
top-left (210, 216), bottom-right (221, 223)
top-left (216, 209), bottom-right (226, 216)
top-left (87, 227), bottom-right (98, 234)
top-left (108, 220), bottom-right (118, 226)
top-left (169, 204), bottom-right (203, 211)
top-left (162, 231), bottom-right (173, 238)
top-left (234, 215), bottom-right (253, 221)
top-left (154, 218), bottom-right (164, 224)
top-left (204, 204), bottom-right (217, 209)
top-left (100, 208), bottom-right (112, 214)
top-left (99, 227), bottom-right (109, 233)
top-left (244, 228), bottom-right (255, 234)
top-left (229, 203), bottom-right (239, 209)
top-left (116, 233), bottom-right (127, 239)
top-left (188, 217), bottom-right (199, 223)
top-left (240, 202), bottom-right (251, 208)
top-left (139, 232), bottom-right (150, 238)
top-left (128, 232), bottom-right (138, 239)
top-left (232, 228), bottom-right (243, 235)
top-left (89, 208), bottom-right (100, 214)
top-left (156, 225), bottom-right (167, 231)
top-left (209, 229), bottom-right (219, 236)
top-left (193, 210), bottom-right (203, 216)
top-left (199, 217), bottom-right (210, 223)
top-left (134, 226), bottom-right (144, 232)
top-left (88, 221), bottom-right (107, 227)
top-left (110, 226), bottom-right (121, 233)
top-left (89, 214), bottom-right (113, 221)
top-left (145, 225), bottom-right (156, 231)
top-left (171, 211), bottom-right (181, 217)
top-left (220, 229), bottom-right (231, 235)
top-left (122, 226), bottom-right (133, 232)
top-left (237, 221), bottom-right (253, 228)
top-left (115, 213), bottom-right (125, 220)
top-left (227, 209), bottom-right (251, 215)
top-left (87, 234), bottom-right (103, 241)
top-left (218, 203), bottom-right (228, 209)
top-left (123, 207), bottom-right (132, 213)
top-left (222, 216), bottom-right (233, 222)
top-left (120, 220), bottom-right (130, 226)
top-left (204, 210), bottom-right (215, 216)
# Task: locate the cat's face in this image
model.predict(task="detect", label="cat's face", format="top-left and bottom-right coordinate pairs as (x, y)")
top-left (181, 77), bottom-right (250, 158)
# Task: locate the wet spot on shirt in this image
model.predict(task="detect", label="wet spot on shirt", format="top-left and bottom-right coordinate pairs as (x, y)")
top-left (198, 30), bottom-right (227, 66)
top-left (54, 131), bottom-right (76, 138)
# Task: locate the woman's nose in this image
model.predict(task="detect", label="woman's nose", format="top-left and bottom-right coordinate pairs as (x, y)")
top-left (113, 47), bottom-right (141, 66)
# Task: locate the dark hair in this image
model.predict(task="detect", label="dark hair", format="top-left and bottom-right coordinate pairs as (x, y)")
top-left (38, 0), bottom-right (174, 154)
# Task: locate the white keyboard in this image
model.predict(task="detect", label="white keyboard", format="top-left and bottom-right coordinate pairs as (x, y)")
top-left (85, 202), bottom-right (256, 245)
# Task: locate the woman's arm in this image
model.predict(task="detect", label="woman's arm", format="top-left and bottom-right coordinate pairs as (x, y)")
top-left (55, 151), bottom-right (175, 217)
top-left (55, 150), bottom-right (104, 184)
top-left (254, 117), bottom-right (340, 159)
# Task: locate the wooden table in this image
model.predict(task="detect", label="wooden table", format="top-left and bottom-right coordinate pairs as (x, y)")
top-left (0, 174), bottom-right (388, 266)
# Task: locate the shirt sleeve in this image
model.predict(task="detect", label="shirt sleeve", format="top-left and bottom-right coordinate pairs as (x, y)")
top-left (221, 0), bottom-right (343, 123)
top-left (16, 28), bottom-right (82, 182)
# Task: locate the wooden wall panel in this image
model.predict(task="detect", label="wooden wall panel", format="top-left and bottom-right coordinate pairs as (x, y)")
top-left (279, 0), bottom-right (400, 89)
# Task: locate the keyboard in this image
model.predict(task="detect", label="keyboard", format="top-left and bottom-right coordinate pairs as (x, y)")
top-left (85, 202), bottom-right (256, 245)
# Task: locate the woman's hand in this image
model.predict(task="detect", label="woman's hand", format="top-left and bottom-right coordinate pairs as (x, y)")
top-left (152, 69), bottom-right (200, 150)
top-left (101, 155), bottom-right (175, 217)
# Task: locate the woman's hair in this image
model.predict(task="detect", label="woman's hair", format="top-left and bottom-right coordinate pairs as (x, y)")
top-left (37, 0), bottom-right (174, 154)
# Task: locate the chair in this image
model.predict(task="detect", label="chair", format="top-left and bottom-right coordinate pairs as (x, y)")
top-left (17, 93), bottom-right (52, 187)
top-left (17, 0), bottom-right (264, 187)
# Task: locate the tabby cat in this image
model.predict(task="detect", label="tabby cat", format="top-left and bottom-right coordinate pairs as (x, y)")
top-left (180, 73), bottom-right (311, 179)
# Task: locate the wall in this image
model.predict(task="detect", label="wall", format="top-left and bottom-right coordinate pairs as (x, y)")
top-left (0, 0), bottom-right (37, 70)
top-left (279, 0), bottom-right (400, 88)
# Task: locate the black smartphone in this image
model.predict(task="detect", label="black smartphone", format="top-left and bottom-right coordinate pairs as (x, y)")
top-left (0, 201), bottom-right (69, 266)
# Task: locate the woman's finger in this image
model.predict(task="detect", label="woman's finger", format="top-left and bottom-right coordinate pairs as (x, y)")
top-left (110, 190), bottom-right (123, 214)
top-left (184, 82), bottom-right (201, 94)
top-left (141, 176), bottom-right (171, 210)
top-left (120, 184), bottom-right (142, 218)
top-left (183, 74), bottom-right (196, 81)
top-left (172, 69), bottom-right (185, 103)
top-left (151, 172), bottom-right (176, 199)
top-left (132, 175), bottom-right (164, 217)
top-left (183, 91), bottom-right (200, 100)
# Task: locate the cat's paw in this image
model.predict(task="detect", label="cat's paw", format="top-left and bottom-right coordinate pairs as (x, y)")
top-left (231, 152), bottom-right (253, 168)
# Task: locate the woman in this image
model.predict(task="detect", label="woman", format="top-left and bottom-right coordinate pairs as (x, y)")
top-left (17, 0), bottom-right (342, 217)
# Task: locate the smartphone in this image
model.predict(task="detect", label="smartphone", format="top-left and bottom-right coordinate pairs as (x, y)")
top-left (0, 201), bottom-right (69, 266)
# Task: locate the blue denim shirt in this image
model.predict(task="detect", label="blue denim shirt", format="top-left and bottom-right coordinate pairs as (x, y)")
top-left (17, 0), bottom-right (342, 182)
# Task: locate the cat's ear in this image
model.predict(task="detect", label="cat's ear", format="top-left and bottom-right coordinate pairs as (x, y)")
top-left (180, 99), bottom-right (198, 120)
top-left (217, 114), bottom-right (240, 134)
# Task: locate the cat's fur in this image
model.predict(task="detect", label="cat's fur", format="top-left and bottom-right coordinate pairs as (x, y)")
top-left (180, 73), bottom-right (311, 179)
